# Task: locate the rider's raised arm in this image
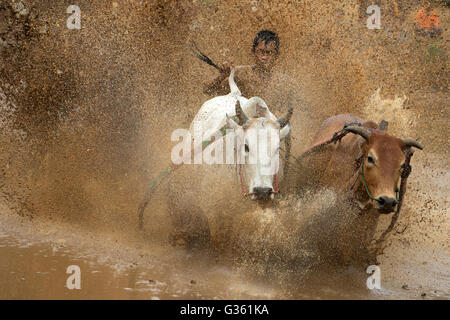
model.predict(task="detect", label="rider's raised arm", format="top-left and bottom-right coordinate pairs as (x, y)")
top-left (202, 61), bottom-right (233, 96)
top-left (203, 73), bottom-right (229, 96)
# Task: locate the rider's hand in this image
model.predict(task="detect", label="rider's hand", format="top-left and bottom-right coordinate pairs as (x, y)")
top-left (220, 61), bottom-right (234, 78)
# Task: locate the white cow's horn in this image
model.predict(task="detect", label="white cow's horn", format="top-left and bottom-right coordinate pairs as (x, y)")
top-left (235, 101), bottom-right (249, 125)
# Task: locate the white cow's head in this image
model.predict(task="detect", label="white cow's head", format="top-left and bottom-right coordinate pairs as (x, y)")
top-left (226, 102), bottom-right (292, 200)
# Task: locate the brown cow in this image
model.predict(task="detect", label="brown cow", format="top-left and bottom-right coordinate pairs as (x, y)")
top-left (296, 114), bottom-right (423, 214)
top-left (290, 114), bottom-right (423, 264)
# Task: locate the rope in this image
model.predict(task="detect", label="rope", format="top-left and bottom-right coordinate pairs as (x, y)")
top-left (294, 122), bottom-right (360, 165)
top-left (374, 149), bottom-right (414, 247)
top-left (138, 131), bottom-right (221, 229)
top-left (360, 158), bottom-right (383, 202)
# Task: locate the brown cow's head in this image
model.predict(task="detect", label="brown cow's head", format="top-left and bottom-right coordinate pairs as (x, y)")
top-left (346, 125), bottom-right (423, 213)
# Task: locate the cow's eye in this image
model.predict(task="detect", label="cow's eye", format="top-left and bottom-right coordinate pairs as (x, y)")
top-left (245, 144), bottom-right (250, 153)
top-left (367, 156), bottom-right (375, 164)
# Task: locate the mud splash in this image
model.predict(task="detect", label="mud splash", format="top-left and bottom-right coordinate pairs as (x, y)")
top-left (0, 0), bottom-right (448, 299)
top-left (1, 205), bottom-right (447, 300)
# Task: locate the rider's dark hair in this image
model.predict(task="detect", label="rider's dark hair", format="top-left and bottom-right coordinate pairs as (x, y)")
top-left (252, 30), bottom-right (279, 54)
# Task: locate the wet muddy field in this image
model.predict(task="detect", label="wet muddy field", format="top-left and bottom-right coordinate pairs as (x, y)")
top-left (0, 1), bottom-right (449, 299)
top-left (0, 205), bottom-right (447, 300)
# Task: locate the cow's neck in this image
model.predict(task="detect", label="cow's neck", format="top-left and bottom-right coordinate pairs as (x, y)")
top-left (348, 170), bottom-right (374, 210)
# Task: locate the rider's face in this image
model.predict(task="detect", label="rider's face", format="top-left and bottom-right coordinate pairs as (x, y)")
top-left (253, 41), bottom-right (278, 70)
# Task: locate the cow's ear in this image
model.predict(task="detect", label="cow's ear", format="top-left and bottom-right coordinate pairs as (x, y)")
top-left (280, 123), bottom-right (291, 140)
top-left (226, 114), bottom-right (240, 130)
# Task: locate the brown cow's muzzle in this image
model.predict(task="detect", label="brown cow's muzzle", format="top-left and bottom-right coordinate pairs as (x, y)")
top-left (376, 196), bottom-right (398, 213)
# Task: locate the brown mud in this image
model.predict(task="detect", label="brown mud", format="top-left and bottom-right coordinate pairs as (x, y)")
top-left (0, 0), bottom-right (448, 299)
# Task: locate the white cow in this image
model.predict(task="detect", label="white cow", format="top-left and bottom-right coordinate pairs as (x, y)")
top-left (138, 68), bottom-right (293, 235)
top-left (189, 67), bottom-right (277, 142)
top-left (186, 67), bottom-right (292, 200)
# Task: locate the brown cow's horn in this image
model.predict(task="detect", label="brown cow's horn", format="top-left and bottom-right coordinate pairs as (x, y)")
top-left (277, 107), bottom-right (293, 128)
top-left (235, 101), bottom-right (249, 125)
top-left (402, 138), bottom-right (423, 150)
top-left (345, 125), bottom-right (371, 140)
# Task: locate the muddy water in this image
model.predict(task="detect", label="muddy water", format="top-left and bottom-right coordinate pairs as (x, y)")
top-left (0, 0), bottom-right (448, 300)
top-left (0, 226), bottom-right (371, 300)
top-left (0, 210), bottom-right (447, 300)
top-left (0, 152), bottom-right (449, 300)
top-left (0, 221), bottom-right (261, 300)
